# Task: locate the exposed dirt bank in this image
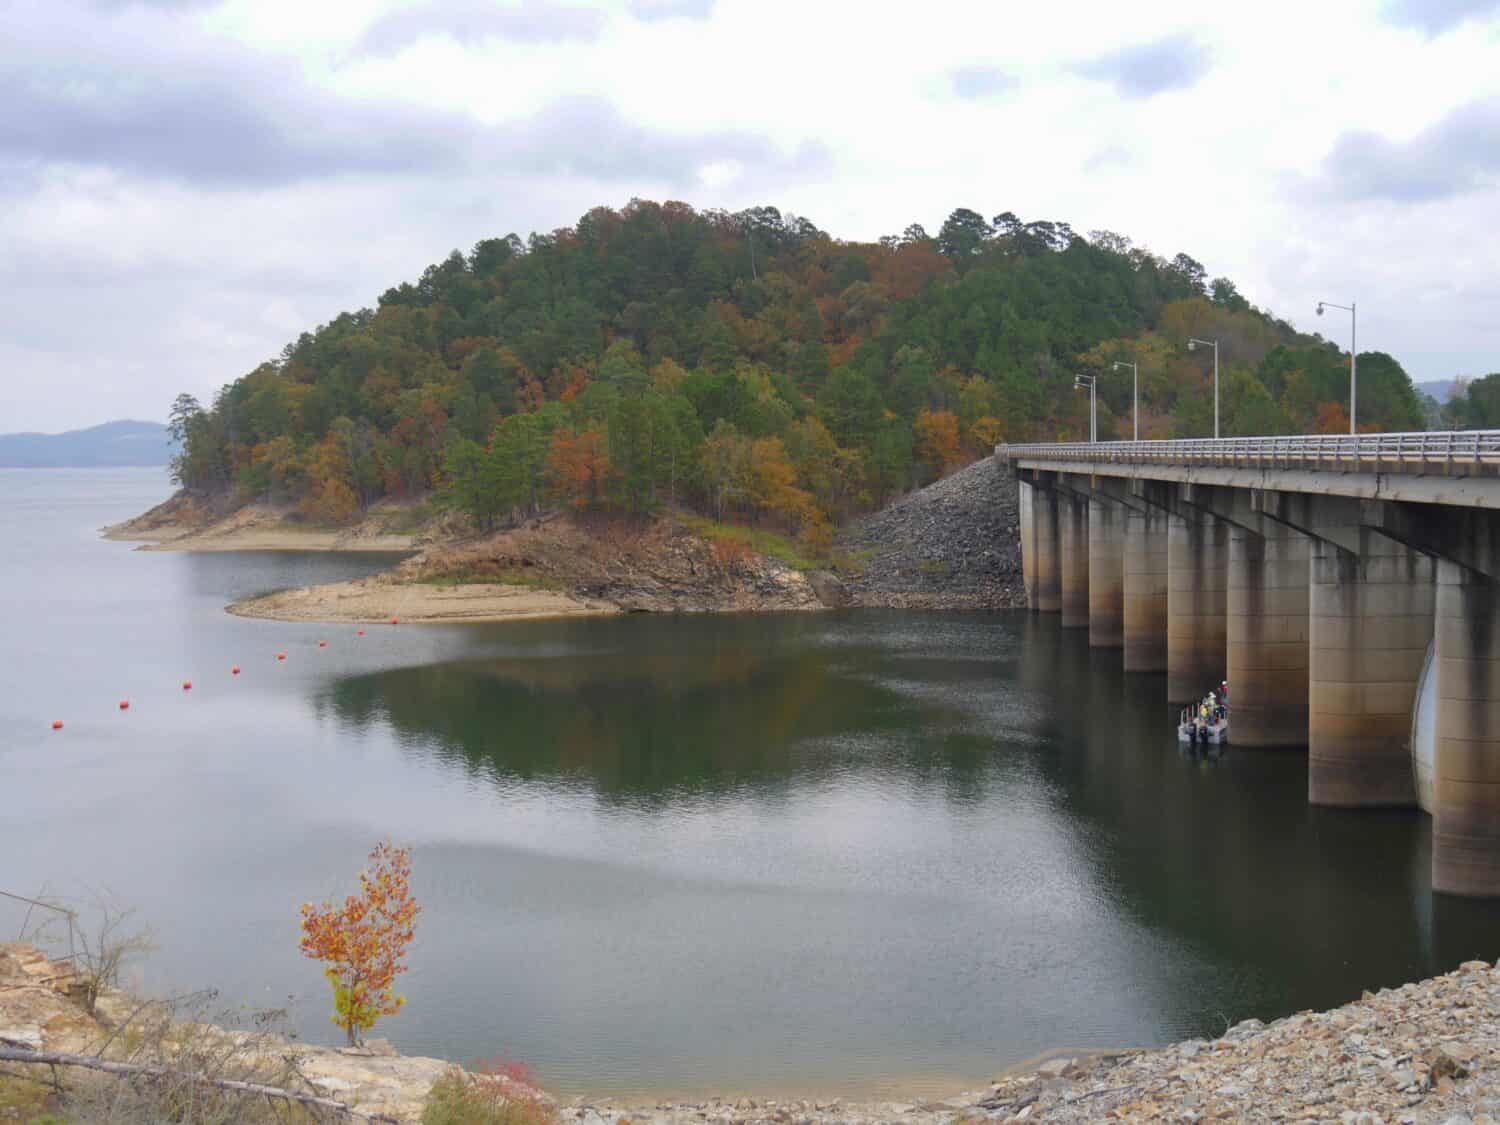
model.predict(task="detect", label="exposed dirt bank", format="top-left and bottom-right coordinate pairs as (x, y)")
top-left (223, 511), bottom-right (827, 624)
top-left (102, 492), bottom-right (432, 553)
top-left (227, 576), bottom-right (616, 625)
top-left (840, 457), bottom-right (1024, 610)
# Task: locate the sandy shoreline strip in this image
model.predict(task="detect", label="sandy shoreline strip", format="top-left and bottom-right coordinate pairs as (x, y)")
top-left (103, 523), bottom-right (419, 553)
top-left (226, 577), bottom-right (618, 625)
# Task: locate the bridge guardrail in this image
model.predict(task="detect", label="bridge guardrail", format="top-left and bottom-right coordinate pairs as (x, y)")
top-left (998, 431), bottom-right (1500, 473)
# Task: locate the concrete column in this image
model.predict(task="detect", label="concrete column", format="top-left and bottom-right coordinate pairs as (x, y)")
top-left (1433, 562), bottom-right (1500, 897)
top-left (1227, 524), bottom-right (1310, 748)
top-left (1123, 506), bottom-right (1169, 672)
top-left (1033, 487), bottom-right (1060, 613)
top-left (1167, 510), bottom-right (1230, 704)
top-left (1059, 493), bottom-right (1089, 629)
top-left (1088, 498), bottom-right (1124, 649)
top-left (1019, 480), bottom-right (1037, 610)
top-left (1308, 538), bottom-right (1435, 807)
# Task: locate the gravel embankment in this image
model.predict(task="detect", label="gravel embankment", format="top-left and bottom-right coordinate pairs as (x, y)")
top-left (839, 456), bottom-right (1024, 609)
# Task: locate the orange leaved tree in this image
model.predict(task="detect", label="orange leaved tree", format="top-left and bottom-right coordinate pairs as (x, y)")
top-left (299, 841), bottom-right (421, 1046)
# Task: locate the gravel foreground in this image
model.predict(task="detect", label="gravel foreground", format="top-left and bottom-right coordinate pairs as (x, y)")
top-left (567, 959), bottom-right (1500, 1124)
top-left (840, 456), bottom-right (1024, 610)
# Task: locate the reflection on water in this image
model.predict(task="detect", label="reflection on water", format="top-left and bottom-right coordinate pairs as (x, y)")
top-left (4, 470), bottom-right (1500, 1100)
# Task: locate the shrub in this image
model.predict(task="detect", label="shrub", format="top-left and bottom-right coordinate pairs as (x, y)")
top-left (422, 1066), bottom-right (556, 1125)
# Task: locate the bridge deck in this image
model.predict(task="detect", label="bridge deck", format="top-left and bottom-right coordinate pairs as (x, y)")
top-left (999, 432), bottom-right (1500, 508)
top-left (999, 431), bottom-right (1500, 475)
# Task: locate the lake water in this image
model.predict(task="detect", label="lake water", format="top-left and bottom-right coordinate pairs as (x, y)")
top-left (3, 468), bottom-right (1498, 1099)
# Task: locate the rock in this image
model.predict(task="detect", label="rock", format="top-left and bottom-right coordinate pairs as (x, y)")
top-left (806, 570), bottom-right (851, 608)
top-left (1036, 1057), bottom-right (1074, 1079)
top-left (838, 457), bottom-right (1025, 609)
top-left (1428, 1050), bottom-right (1470, 1080)
top-left (1222, 1018), bottom-right (1265, 1042)
top-left (0, 1025), bottom-right (43, 1048)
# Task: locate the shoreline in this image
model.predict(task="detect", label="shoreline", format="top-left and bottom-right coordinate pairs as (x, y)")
top-left (102, 522), bottom-right (420, 553)
top-left (100, 493), bottom-right (427, 554)
top-left (11, 938), bottom-right (1500, 1122)
top-left (225, 575), bottom-right (619, 625)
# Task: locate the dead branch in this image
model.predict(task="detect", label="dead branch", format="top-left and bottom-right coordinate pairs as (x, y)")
top-left (0, 1045), bottom-right (399, 1124)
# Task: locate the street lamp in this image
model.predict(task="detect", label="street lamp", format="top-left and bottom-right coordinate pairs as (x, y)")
top-left (1074, 374), bottom-right (1097, 442)
top-left (1316, 300), bottom-right (1357, 434)
top-left (1112, 361), bottom-right (1139, 441)
top-left (1187, 337), bottom-right (1220, 438)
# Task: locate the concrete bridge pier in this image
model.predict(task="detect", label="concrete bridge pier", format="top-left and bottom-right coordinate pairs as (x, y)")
top-left (1227, 524), bottom-right (1310, 747)
top-left (1433, 562), bottom-right (1500, 896)
top-left (1031, 484), bottom-right (1061, 613)
top-left (1167, 510), bottom-right (1229, 704)
top-left (1309, 537), bottom-right (1435, 807)
top-left (1088, 498), bottom-right (1125, 648)
top-left (1123, 506), bottom-right (1169, 672)
top-left (1018, 480), bottom-right (1037, 610)
top-left (1059, 492), bottom-right (1090, 629)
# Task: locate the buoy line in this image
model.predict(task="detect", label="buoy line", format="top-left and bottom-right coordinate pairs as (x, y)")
top-left (48, 617), bottom-right (379, 732)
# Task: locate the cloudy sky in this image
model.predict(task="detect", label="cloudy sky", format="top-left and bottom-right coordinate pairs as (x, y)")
top-left (3, 0), bottom-right (1498, 432)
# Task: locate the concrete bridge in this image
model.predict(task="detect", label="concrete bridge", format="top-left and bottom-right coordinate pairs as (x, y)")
top-left (998, 431), bottom-right (1500, 898)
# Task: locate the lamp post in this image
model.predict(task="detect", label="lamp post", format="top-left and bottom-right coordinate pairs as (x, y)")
top-left (1187, 337), bottom-right (1220, 438)
top-left (1316, 300), bottom-right (1357, 434)
top-left (1112, 361), bottom-right (1138, 441)
top-left (1074, 374), bottom-right (1097, 442)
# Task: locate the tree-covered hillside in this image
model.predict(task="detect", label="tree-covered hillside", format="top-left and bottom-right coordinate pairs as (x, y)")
top-left (169, 200), bottom-right (1424, 545)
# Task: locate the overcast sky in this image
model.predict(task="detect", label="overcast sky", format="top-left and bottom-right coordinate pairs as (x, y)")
top-left (3, 0), bottom-right (1498, 432)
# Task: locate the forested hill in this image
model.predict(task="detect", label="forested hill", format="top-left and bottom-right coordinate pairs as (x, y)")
top-left (168, 200), bottom-right (1424, 547)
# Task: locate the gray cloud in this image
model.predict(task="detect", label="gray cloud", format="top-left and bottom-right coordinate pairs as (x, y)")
top-left (1382, 0), bottom-right (1500, 33)
top-left (1072, 33), bottom-right (1212, 99)
top-left (1316, 97), bottom-right (1500, 202)
top-left (359, 0), bottom-right (604, 54)
top-left (1, 7), bottom-right (823, 190)
top-left (627, 0), bottom-right (715, 20)
top-left (950, 65), bottom-right (1017, 100)
top-left (503, 96), bottom-right (831, 182)
top-left (0, 65), bottom-right (478, 186)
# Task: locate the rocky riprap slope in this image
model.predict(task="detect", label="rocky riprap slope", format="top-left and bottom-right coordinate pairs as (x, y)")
top-left (839, 456), bottom-right (1024, 610)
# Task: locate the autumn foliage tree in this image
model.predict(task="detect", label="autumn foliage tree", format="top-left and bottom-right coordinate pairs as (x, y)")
top-left (913, 408), bottom-right (963, 480)
top-left (546, 428), bottom-right (613, 510)
top-left (167, 198), bottom-right (1430, 553)
top-left (300, 841), bottom-right (421, 1046)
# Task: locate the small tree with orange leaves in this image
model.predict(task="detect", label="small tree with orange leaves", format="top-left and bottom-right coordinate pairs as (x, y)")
top-left (300, 841), bottom-right (420, 1046)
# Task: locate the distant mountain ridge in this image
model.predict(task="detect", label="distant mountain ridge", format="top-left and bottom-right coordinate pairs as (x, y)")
top-left (0, 419), bottom-right (176, 467)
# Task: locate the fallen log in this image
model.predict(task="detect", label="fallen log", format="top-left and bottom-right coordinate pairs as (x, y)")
top-left (0, 1044), bottom-right (400, 1123)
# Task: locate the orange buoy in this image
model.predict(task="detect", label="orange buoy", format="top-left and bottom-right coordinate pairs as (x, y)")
top-left (318, 640), bottom-right (327, 648)
top-left (119, 700), bottom-right (130, 710)
top-left (232, 666), bottom-right (241, 675)
top-left (276, 652), bottom-right (286, 661)
top-left (51, 720), bottom-right (63, 730)
top-left (182, 680), bottom-right (192, 691)
top-left (357, 628), bottom-right (365, 636)
top-left (389, 616), bottom-right (400, 625)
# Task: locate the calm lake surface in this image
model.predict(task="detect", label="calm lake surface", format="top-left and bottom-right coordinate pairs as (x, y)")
top-left (3, 468), bottom-right (1498, 1098)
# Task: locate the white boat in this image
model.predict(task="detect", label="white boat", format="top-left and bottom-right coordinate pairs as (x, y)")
top-left (1178, 709), bottom-right (1229, 745)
